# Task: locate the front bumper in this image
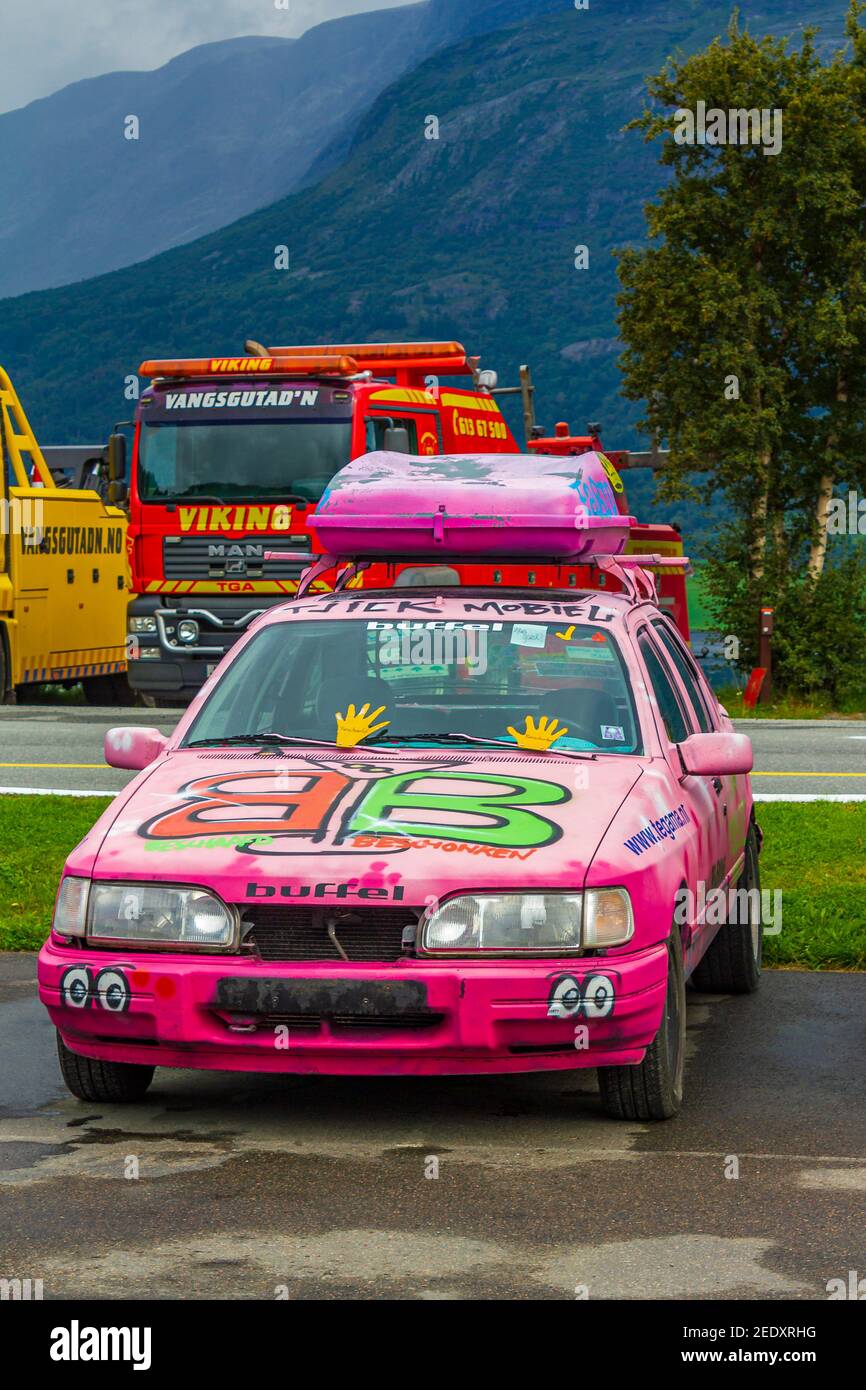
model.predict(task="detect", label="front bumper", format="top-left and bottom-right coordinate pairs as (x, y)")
top-left (38, 939), bottom-right (669, 1077)
top-left (126, 593), bottom-right (289, 696)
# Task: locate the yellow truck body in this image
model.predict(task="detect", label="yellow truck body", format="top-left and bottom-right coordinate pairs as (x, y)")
top-left (0, 365), bottom-right (128, 699)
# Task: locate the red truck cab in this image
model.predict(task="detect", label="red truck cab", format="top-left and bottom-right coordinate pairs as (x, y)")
top-left (125, 342), bottom-right (688, 703)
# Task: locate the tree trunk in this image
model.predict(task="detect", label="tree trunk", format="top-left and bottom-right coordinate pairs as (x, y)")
top-left (750, 450), bottom-right (771, 582)
top-left (807, 473), bottom-right (836, 578)
top-left (808, 375), bottom-right (847, 580)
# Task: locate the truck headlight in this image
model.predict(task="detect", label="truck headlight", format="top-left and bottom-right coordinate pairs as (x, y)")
top-left (129, 616), bottom-right (158, 634)
top-left (422, 893), bottom-right (582, 953)
top-left (87, 883), bottom-right (235, 949)
top-left (421, 888), bottom-right (633, 953)
top-left (177, 619), bottom-right (199, 644)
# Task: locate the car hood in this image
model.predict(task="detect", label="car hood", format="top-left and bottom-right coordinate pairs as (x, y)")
top-left (88, 749), bottom-right (644, 905)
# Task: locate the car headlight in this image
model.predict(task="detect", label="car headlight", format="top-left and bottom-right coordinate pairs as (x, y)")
top-left (129, 616), bottom-right (158, 634)
top-left (177, 619), bottom-right (199, 644)
top-left (582, 888), bottom-right (633, 947)
top-left (53, 876), bottom-right (90, 938)
top-left (422, 893), bottom-right (582, 953)
top-left (87, 882), bottom-right (235, 949)
top-left (421, 888), bottom-right (633, 953)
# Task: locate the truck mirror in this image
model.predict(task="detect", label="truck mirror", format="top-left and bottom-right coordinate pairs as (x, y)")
top-left (108, 479), bottom-right (128, 506)
top-left (107, 432), bottom-right (127, 482)
top-left (383, 426), bottom-right (411, 454)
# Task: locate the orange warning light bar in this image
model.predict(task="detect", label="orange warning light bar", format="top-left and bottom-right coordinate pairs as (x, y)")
top-left (267, 341), bottom-right (467, 363)
top-left (139, 354), bottom-right (359, 379)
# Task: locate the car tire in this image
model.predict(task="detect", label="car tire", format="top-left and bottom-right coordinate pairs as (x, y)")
top-left (56, 1032), bottom-right (154, 1102)
top-left (598, 931), bottom-right (685, 1121)
top-left (690, 822), bottom-right (762, 995)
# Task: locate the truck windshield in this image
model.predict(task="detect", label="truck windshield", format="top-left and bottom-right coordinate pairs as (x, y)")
top-left (138, 420), bottom-right (352, 503)
top-left (183, 617), bottom-right (641, 754)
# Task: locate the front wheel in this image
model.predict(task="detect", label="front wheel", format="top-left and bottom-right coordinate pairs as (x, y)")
top-left (57, 1032), bottom-right (154, 1102)
top-left (598, 933), bottom-right (685, 1121)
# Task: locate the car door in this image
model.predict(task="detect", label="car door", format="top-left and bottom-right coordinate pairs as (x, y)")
top-left (650, 616), bottom-right (749, 876)
top-left (636, 626), bottom-right (729, 972)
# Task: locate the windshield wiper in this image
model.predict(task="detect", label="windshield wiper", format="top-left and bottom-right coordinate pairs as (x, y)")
top-left (185, 733), bottom-right (339, 749)
top-left (373, 733), bottom-right (597, 758)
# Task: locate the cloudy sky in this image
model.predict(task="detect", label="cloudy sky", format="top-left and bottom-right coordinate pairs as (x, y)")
top-left (1, 0), bottom-right (414, 113)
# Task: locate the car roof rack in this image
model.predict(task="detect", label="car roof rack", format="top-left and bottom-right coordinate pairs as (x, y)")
top-left (262, 549), bottom-right (690, 603)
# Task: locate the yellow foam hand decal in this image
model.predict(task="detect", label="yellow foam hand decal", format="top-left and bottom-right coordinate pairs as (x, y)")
top-left (506, 714), bottom-right (569, 751)
top-left (335, 702), bottom-right (390, 747)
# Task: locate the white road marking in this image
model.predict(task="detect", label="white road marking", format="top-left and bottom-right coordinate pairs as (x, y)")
top-left (0, 786), bottom-right (111, 798)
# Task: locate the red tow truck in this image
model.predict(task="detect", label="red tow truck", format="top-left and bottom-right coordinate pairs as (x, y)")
top-left (118, 341), bottom-right (687, 702)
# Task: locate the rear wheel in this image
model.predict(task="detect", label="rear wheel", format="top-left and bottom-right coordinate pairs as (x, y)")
top-left (57, 1032), bottom-right (154, 1102)
top-left (598, 932), bottom-right (685, 1121)
top-left (691, 823), bottom-right (762, 994)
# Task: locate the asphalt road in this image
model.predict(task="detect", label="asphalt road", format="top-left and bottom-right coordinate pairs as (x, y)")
top-left (0, 705), bottom-right (865, 797)
top-left (0, 955), bottom-right (862, 1300)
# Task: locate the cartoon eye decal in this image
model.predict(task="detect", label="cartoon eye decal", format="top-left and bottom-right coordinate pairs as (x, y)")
top-left (547, 974), bottom-right (583, 1018)
top-left (94, 967), bottom-right (131, 1014)
top-left (582, 974), bottom-right (616, 1019)
top-left (60, 965), bottom-right (93, 1010)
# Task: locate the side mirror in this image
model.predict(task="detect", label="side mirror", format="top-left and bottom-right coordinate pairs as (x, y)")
top-left (679, 731), bottom-right (753, 778)
top-left (107, 432), bottom-right (127, 482)
top-left (104, 726), bottom-right (168, 771)
top-left (108, 479), bottom-right (128, 506)
top-left (383, 426), bottom-right (411, 454)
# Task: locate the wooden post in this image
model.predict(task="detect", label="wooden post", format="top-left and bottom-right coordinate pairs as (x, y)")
top-left (519, 365), bottom-right (535, 440)
top-left (758, 606), bottom-right (774, 703)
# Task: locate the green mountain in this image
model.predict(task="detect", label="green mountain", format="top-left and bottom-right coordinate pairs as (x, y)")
top-left (0, 0), bottom-right (848, 561)
top-left (0, 0), bottom-right (567, 298)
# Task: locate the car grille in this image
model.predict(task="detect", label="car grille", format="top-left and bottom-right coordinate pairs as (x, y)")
top-left (242, 905), bottom-right (421, 963)
top-left (162, 534), bottom-right (310, 581)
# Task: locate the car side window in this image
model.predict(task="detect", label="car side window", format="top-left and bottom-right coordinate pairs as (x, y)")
top-left (651, 619), bottom-right (714, 733)
top-left (639, 633), bottom-right (691, 744)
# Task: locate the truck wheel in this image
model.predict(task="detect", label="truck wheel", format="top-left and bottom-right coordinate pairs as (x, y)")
top-left (57, 1032), bottom-right (154, 1102)
top-left (691, 823), bottom-right (762, 995)
top-left (598, 932), bottom-right (685, 1121)
top-left (81, 673), bottom-right (135, 706)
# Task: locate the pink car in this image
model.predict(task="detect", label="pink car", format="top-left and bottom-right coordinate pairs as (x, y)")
top-left (40, 449), bottom-right (759, 1119)
top-left (38, 579), bottom-right (759, 1120)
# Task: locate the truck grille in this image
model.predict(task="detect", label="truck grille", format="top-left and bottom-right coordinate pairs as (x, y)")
top-left (163, 534), bottom-right (310, 581)
top-left (243, 906), bottom-right (421, 963)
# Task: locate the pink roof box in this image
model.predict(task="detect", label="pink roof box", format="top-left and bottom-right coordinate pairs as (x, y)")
top-left (310, 451), bottom-right (635, 561)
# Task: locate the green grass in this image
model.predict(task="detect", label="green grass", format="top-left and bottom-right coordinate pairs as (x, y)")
top-left (686, 570), bottom-right (716, 631)
top-left (758, 803), bottom-right (866, 971)
top-left (1, 796), bottom-right (863, 970)
top-left (0, 796), bottom-right (111, 951)
top-left (717, 686), bottom-right (866, 720)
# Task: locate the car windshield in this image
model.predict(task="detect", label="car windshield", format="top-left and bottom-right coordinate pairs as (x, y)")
top-left (138, 419), bottom-right (352, 503)
top-left (183, 616), bottom-right (642, 754)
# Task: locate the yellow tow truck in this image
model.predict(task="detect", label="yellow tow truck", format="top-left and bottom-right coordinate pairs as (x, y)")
top-left (0, 365), bottom-right (130, 703)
